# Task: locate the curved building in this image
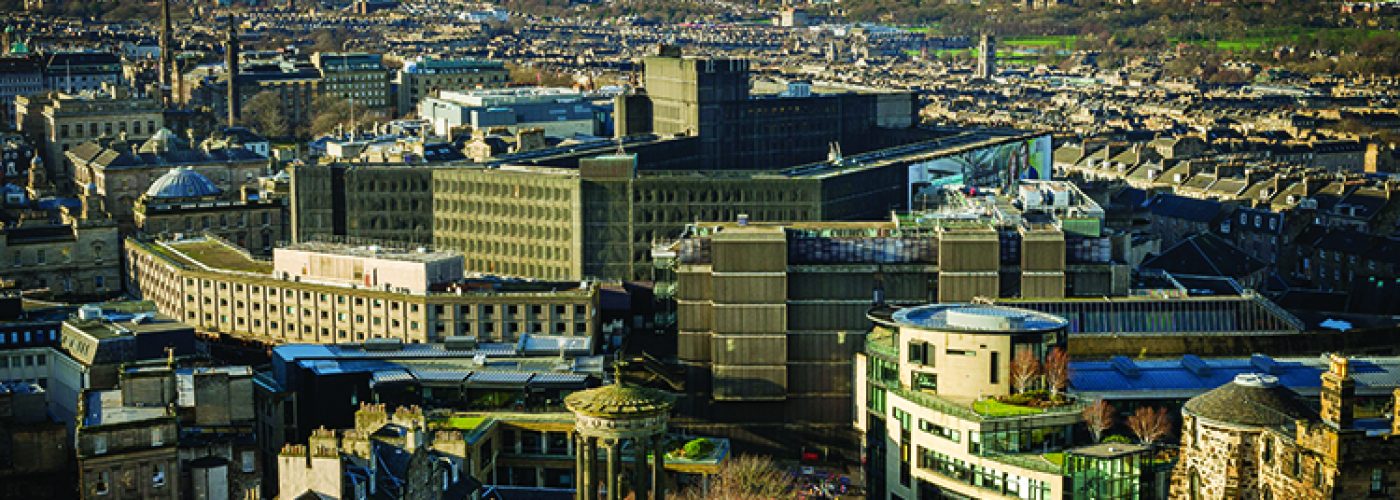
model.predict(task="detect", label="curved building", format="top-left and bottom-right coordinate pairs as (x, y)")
top-left (857, 303), bottom-right (1078, 500)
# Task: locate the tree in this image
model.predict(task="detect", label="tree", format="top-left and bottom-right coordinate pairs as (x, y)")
top-left (1126, 407), bottom-right (1171, 446)
top-left (309, 94), bottom-right (384, 137)
top-left (1082, 400), bottom-right (1116, 443)
top-left (1044, 347), bottom-right (1070, 398)
top-left (242, 90), bottom-right (290, 139)
top-left (678, 454), bottom-right (793, 500)
top-left (1010, 349), bottom-right (1042, 394)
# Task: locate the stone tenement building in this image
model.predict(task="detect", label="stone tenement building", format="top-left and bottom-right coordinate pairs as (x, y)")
top-left (1171, 355), bottom-right (1400, 500)
top-left (66, 129), bottom-right (268, 232)
top-left (124, 237), bottom-right (598, 345)
top-left (133, 167), bottom-right (286, 255)
top-left (15, 86), bottom-right (164, 186)
top-left (1, 183), bottom-right (120, 298)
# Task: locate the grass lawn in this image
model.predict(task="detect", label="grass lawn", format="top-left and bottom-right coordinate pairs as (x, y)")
top-left (1042, 452), bottom-right (1065, 468)
top-left (973, 398), bottom-right (1044, 417)
top-left (1003, 35), bottom-right (1078, 49)
top-left (443, 415), bottom-right (487, 430)
top-left (167, 240), bottom-right (273, 274)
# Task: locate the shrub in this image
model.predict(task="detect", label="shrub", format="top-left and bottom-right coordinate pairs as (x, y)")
top-left (682, 438), bottom-right (715, 459)
top-left (1103, 435), bottom-right (1132, 444)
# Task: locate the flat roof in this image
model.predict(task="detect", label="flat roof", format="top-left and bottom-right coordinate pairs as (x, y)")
top-left (893, 303), bottom-right (1068, 333)
top-left (1070, 355), bottom-right (1400, 398)
top-left (281, 241), bottom-right (459, 263)
top-left (159, 238), bottom-right (272, 274)
top-left (83, 389), bottom-right (167, 427)
top-left (65, 314), bottom-right (189, 340)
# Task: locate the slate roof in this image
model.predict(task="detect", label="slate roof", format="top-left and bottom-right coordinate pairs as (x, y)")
top-left (1147, 194), bottom-right (1226, 224)
top-left (1142, 232), bottom-right (1268, 279)
top-left (1183, 374), bottom-right (1317, 427)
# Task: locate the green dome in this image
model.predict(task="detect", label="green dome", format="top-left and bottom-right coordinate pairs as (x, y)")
top-left (565, 382), bottom-right (676, 418)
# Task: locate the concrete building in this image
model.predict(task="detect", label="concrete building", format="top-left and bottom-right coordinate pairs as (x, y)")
top-left (291, 129), bottom-right (1052, 282)
top-left (65, 128), bottom-right (268, 231)
top-left (1171, 356), bottom-right (1400, 500)
top-left (312, 52), bottom-right (391, 114)
top-left (15, 86), bottom-right (164, 185)
top-left (394, 56), bottom-right (509, 118)
top-left (133, 167), bottom-right (286, 255)
top-left (419, 87), bottom-right (603, 138)
top-left (615, 47), bottom-right (920, 170)
top-left (123, 236), bottom-right (599, 345)
top-left (856, 303), bottom-right (1079, 500)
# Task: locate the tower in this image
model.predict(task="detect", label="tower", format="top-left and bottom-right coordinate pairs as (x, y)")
top-left (159, 0), bottom-right (173, 106)
top-left (565, 365), bottom-right (675, 500)
top-left (225, 14), bottom-right (241, 128)
top-left (1319, 354), bottom-right (1355, 429)
top-left (977, 33), bottom-right (996, 79)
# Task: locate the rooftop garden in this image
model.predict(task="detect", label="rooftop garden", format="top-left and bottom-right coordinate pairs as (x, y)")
top-left (166, 239), bottom-right (272, 274)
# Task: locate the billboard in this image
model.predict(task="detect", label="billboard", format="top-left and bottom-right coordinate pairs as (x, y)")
top-left (907, 134), bottom-right (1053, 208)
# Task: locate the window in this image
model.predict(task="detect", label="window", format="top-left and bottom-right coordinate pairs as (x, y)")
top-left (989, 351), bottom-right (999, 384)
top-left (152, 464), bottom-right (166, 487)
top-left (94, 472), bottom-right (110, 496)
top-left (913, 372), bottom-right (937, 392)
top-left (908, 341), bottom-right (931, 366)
top-left (1373, 469), bottom-right (1385, 494)
top-left (242, 451), bottom-right (256, 473)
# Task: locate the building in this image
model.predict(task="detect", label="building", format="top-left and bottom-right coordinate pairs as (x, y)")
top-left (269, 363), bottom-right (726, 499)
top-left (133, 167), bottom-right (286, 255)
top-left (255, 337), bottom-right (603, 497)
top-left (15, 86), bottom-right (164, 185)
top-left (311, 52), bottom-right (391, 114)
top-left (75, 361), bottom-right (261, 500)
top-left (291, 129), bottom-right (1050, 281)
top-left (65, 128), bottom-right (268, 231)
top-left (0, 55), bottom-right (42, 131)
top-left (1170, 356), bottom-right (1400, 500)
top-left (123, 236), bottom-right (599, 345)
top-left (615, 47), bottom-right (920, 170)
top-left (419, 87), bottom-right (604, 138)
top-left (42, 52), bottom-right (122, 94)
top-left (1, 187), bottom-right (120, 299)
top-left (0, 132), bottom-right (35, 185)
top-left (977, 34), bottom-right (997, 79)
top-left (394, 56), bottom-right (508, 118)
top-left (856, 303), bottom-right (1080, 500)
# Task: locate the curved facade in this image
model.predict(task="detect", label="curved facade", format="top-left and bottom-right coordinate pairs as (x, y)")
top-left (857, 303), bottom-right (1076, 500)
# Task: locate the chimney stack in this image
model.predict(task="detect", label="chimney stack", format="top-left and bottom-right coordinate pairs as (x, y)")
top-left (225, 14), bottom-right (241, 128)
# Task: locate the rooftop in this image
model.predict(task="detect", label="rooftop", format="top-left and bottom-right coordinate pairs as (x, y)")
top-left (82, 389), bottom-right (168, 427)
top-left (158, 238), bottom-right (272, 274)
top-left (281, 241), bottom-right (459, 263)
top-left (564, 381), bottom-right (676, 418)
top-left (892, 303), bottom-right (1068, 333)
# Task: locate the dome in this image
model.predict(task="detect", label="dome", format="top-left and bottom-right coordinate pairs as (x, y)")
top-left (145, 167), bottom-right (222, 199)
top-left (1183, 373), bottom-right (1317, 427)
top-left (564, 382), bottom-right (676, 418)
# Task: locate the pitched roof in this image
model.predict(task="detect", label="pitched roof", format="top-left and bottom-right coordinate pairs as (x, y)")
top-left (1147, 194), bottom-right (1228, 224)
top-left (1142, 232), bottom-right (1267, 279)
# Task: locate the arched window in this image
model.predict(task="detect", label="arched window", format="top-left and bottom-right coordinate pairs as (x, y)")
top-left (1189, 469), bottom-right (1201, 500)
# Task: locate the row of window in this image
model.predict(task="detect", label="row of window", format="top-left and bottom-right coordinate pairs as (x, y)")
top-left (918, 447), bottom-right (1055, 500)
top-left (58, 120), bottom-right (157, 140)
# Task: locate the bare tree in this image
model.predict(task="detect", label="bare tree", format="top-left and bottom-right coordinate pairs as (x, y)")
top-left (1044, 347), bottom-right (1070, 398)
top-left (1081, 399), bottom-right (1116, 443)
top-left (1126, 407), bottom-right (1171, 446)
top-left (1010, 349), bottom-right (1042, 394)
top-left (242, 90), bottom-right (290, 138)
top-left (677, 454), bottom-right (794, 500)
